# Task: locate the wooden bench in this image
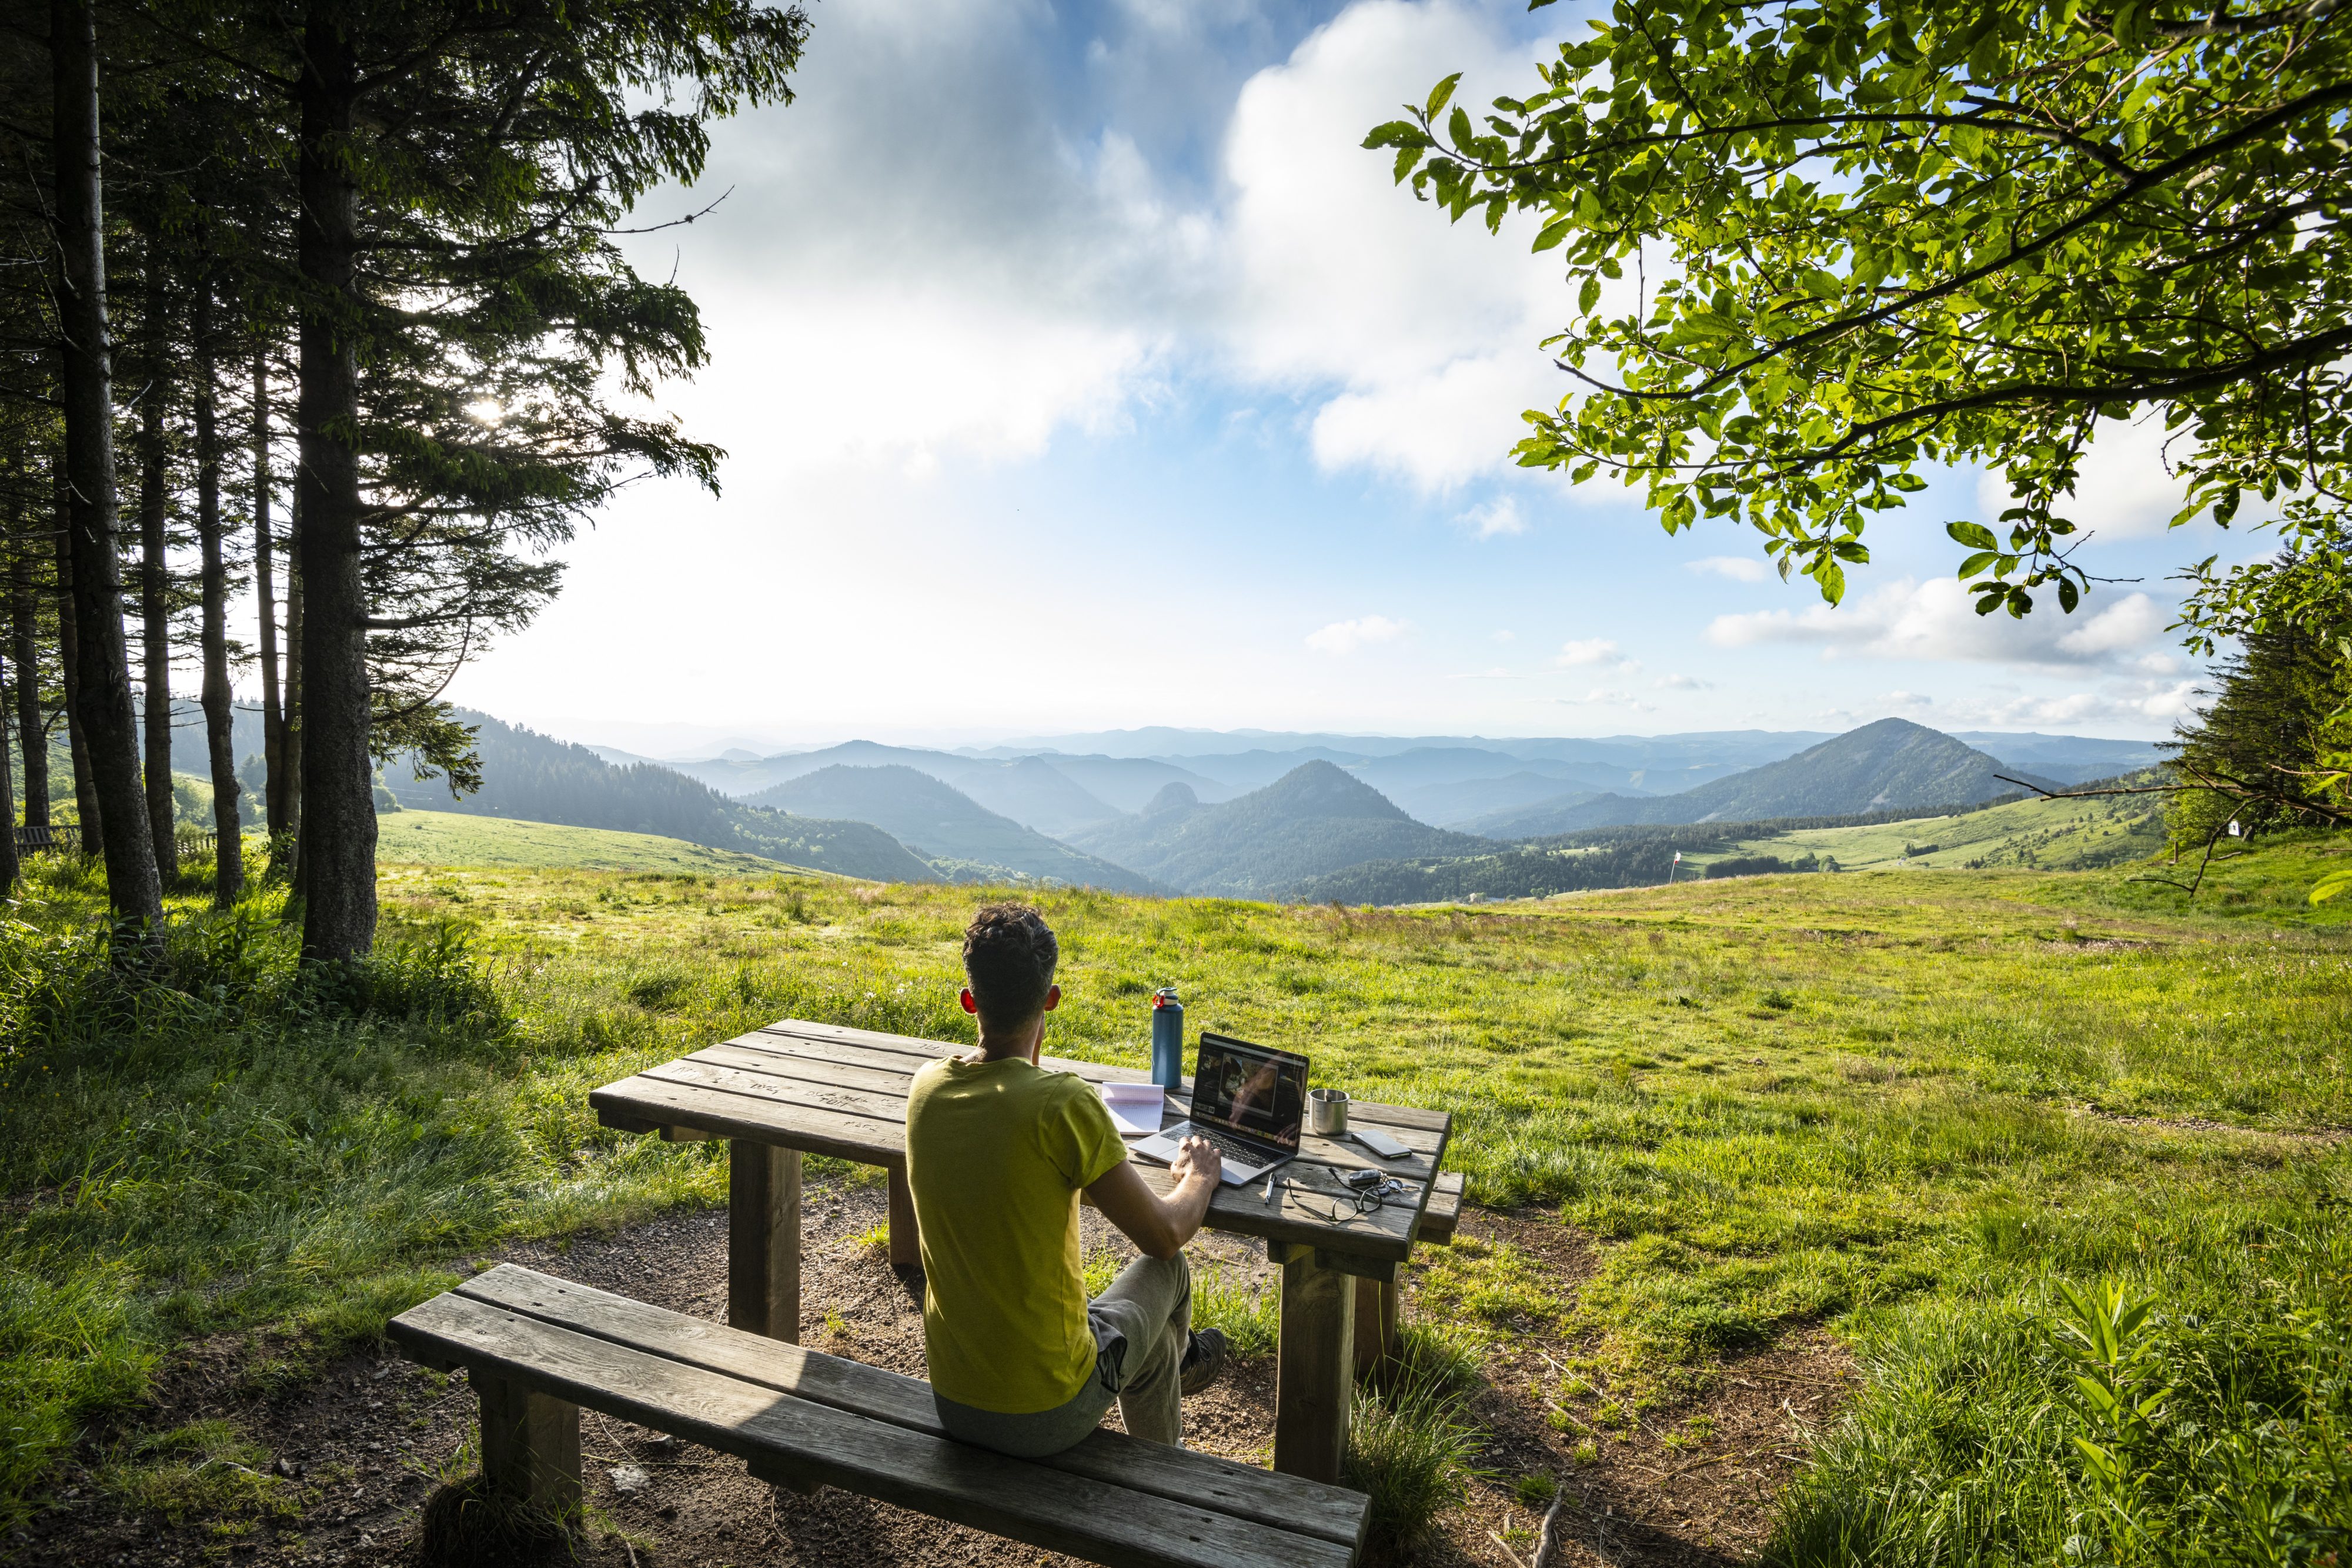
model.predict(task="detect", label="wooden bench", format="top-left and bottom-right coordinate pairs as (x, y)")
top-left (390, 1265), bottom-right (1369, 1568)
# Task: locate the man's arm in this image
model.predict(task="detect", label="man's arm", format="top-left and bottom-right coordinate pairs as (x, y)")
top-left (1086, 1137), bottom-right (1222, 1259)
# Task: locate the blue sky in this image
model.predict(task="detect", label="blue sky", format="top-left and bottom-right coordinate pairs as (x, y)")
top-left (449, 0), bottom-right (2241, 755)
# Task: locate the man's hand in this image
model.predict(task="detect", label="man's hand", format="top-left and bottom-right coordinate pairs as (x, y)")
top-left (1167, 1134), bottom-right (1222, 1191)
top-left (1087, 1141), bottom-right (1223, 1258)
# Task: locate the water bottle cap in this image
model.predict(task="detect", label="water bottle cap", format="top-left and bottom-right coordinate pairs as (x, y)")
top-left (1152, 987), bottom-right (1178, 1007)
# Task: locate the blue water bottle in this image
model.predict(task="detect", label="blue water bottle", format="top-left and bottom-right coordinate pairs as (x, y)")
top-left (1150, 987), bottom-right (1184, 1089)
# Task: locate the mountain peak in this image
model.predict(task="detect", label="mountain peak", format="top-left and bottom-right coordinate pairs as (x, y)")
top-left (1142, 781), bottom-right (1198, 817)
top-left (1257, 760), bottom-right (1410, 821)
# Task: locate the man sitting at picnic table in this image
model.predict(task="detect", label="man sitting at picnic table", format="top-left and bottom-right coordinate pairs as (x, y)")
top-left (905, 904), bottom-right (1230, 1457)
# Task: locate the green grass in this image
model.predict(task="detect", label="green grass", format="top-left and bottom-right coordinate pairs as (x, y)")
top-left (2, 840), bottom-right (2349, 1556)
top-left (1682, 785), bottom-right (2171, 874)
top-left (375, 808), bottom-right (826, 876)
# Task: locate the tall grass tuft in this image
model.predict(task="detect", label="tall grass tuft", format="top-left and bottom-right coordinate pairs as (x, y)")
top-left (1345, 1350), bottom-right (1487, 1564)
top-left (1192, 1264), bottom-right (1279, 1356)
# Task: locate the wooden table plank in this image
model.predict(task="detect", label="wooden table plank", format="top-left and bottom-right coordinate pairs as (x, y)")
top-left (667, 1051), bottom-right (1444, 1183)
top-left (645, 1059), bottom-right (910, 1132)
top-left (591, 1077), bottom-right (910, 1167)
top-left (456, 1265), bottom-right (1369, 1551)
top-left (390, 1293), bottom-right (1354, 1568)
top-left (696, 1040), bottom-right (927, 1099)
top-left (731, 1024), bottom-right (1448, 1137)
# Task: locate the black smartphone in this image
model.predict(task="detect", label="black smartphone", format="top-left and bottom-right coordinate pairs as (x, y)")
top-left (1352, 1126), bottom-right (1411, 1160)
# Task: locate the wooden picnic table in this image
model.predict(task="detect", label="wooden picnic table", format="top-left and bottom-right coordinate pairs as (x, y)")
top-left (590, 1017), bottom-right (1454, 1485)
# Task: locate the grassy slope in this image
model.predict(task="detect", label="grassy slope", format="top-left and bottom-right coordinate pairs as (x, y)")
top-left (374, 808), bottom-right (826, 876)
top-left (1685, 785), bottom-right (2169, 873)
top-left (2, 841), bottom-right (2347, 1550)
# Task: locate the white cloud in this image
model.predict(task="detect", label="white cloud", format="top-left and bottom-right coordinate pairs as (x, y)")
top-left (1450, 666), bottom-right (1519, 680)
top-left (1455, 496), bottom-right (1528, 539)
top-left (1555, 637), bottom-right (1632, 668)
top-left (1687, 555), bottom-right (1770, 583)
top-left (1653, 673), bottom-right (1710, 690)
top-left (1973, 416), bottom-right (2196, 540)
top-left (1555, 687), bottom-right (1656, 710)
top-left (1220, 2), bottom-right (1571, 492)
top-left (1937, 683), bottom-right (2199, 727)
top-left (1307, 614), bottom-right (1411, 654)
top-left (1491, 628), bottom-right (1516, 643)
top-left (1705, 577), bottom-right (2176, 672)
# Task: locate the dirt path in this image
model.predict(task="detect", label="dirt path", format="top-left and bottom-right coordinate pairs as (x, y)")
top-left (11, 1183), bottom-right (1845, 1567)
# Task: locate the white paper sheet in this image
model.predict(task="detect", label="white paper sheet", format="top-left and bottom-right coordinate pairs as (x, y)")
top-left (1100, 1080), bottom-right (1168, 1138)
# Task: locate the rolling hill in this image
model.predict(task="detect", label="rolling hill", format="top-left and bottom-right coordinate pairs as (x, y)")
top-left (1461, 719), bottom-right (2057, 835)
top-left (383, 711), bottom-right (935, 881)
top-left (669, 741), bottom-right (1234, 834)
top-left (747, 765), bottom-right (1160, 892)
top-left (376, 811), bottom-right (826, 875)
top-left (1065, 761), bottom-right (1490, 896)
top-left (1285, 782), bottom-right (2168, 904)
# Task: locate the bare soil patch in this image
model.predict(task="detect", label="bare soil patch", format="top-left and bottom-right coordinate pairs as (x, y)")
top-left (9, 1188), bottom-right (1846, 1568)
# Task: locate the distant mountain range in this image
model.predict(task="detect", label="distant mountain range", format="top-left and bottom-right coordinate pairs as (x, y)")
top-left (634, 740), bottom-right (1237, 832)
top-left (747, 765), bottom-right (1160, 893)
top-left (383, 711), bottom-right (934, 881)
top-left (1064, 761), bottom-right (1491, 897)
top-left (407, 715), bottom-right (2166, 903)
top-left (1456, 720), bottom-right (2059, 837)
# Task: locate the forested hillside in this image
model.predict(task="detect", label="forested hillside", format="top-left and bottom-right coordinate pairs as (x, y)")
top-left (384, 711), bottom-right (931, 881)
top-left (1464, 718), bottom-right (2052, 835)
top-left (749, 765), bottom-right (1160, 892)
top-left (1068, 761), bottom-right (1488, 895)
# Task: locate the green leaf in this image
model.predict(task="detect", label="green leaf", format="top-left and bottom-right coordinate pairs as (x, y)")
top-left (1426, 73), bottom-right (1464, 122)
top-left (1946, 520), bottom-right (1999, 550)
top-left (1535, 215), bottom-right (1576, 253)
top-left (1957, 550), bottom-right (2002, 577)
top-left (1363, 120), bottom-right (1428, 149)
top-left (2310, 868), bottom-right (2352, 906)
top-left (1578, 275), bottom-right (1602, 314)
top-left (2057, 577), bottom-right (2080, 612)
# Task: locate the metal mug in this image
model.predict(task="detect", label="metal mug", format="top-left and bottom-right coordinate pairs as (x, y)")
top-left (1308, 1087), bottom-right (1349, 1137)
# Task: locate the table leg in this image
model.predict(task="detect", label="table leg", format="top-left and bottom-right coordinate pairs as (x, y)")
top-left (1352, 1276), bottom-right (1398, 1379)
top-left (476, 1372), bottom-right (580, 1510)
top-left (729, 1140), bottom-right (801, 1342)
top-left (887, 1161), bottom-right (921, 1268)
top-left (1274, 1248), bottom-right (1356, 1483)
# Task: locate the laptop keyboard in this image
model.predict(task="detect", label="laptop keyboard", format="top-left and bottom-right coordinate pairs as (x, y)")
top-left (1184, 1127), bottom-right (1268, 1166)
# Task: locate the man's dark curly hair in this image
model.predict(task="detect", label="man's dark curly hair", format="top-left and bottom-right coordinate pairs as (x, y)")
top-left (962, 904), bottom-right (1059, 1034)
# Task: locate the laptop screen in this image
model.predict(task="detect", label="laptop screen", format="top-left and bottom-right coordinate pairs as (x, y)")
top-left (1189, 1034), bottom-right (1309, 1151)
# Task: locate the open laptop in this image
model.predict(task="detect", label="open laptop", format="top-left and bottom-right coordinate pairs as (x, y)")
top-left (1132, 1032), bottom-right (1307, 1186)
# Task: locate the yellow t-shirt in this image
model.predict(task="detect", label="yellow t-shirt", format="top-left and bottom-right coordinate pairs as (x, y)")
top-left (904, 1054), bottom-right (1129, 1413)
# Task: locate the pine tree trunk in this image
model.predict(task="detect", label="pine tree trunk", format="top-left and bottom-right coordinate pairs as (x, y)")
top-left (279, 486), bottom-right (303, 908)
top-left (0, 651), bottom-right (15, 892)
top-left (294, 1), bottom-right (373, 960)
top-left (138, 250), bottom-right (177, 888)
top-left (49, 0), bottom-right (159, 933)
top-left (253, 349), bottom-right (283, 837)
top-left (51, 490), bottom-right (99, 845)
top-left (6, 444), bottom-right (43, 830)
top-left (194, 279), bottom-right (242, 906)
top-left (11, 549), bottom-right (46, 831)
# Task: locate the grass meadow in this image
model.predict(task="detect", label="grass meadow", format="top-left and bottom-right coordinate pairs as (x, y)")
top-left (2, 836), bottom-right (2348, 1560)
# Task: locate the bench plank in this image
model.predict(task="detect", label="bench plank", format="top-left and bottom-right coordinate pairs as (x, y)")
top-left (390, 1290), bottom-right (1358, 1568)
top-left (455, 1265), bottom-right (1368, 1550)
top-left (1416, 1171), bottom-right (1465, 1245)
